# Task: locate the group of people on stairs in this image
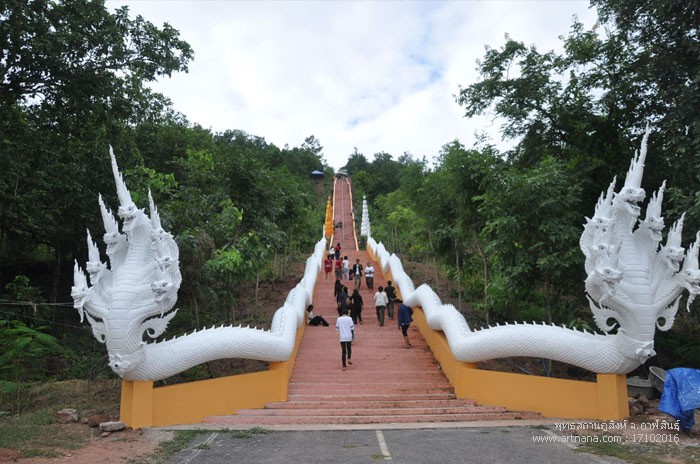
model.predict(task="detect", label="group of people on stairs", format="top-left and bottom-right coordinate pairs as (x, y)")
top-left (311, 246), bottom-right (416, 369)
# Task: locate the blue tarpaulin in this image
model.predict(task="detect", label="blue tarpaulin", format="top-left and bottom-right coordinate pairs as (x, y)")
top-left (658, 368), bottom-right (700, 432)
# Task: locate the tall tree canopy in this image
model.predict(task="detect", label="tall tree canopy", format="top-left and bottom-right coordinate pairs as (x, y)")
top-left (0, 0), bottom-right (194, 301)
top-left (0, 1), bottom-right (330, 388)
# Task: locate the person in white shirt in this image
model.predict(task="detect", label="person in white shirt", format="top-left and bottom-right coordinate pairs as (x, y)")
top-left (342, 256), bottom-right (350, 280)
top-left (335, 308), bottom-right (355, 370)
top-left (365, 262), bottom-right (375, 290)
top-left (373, 286), bottom-right (389, 327)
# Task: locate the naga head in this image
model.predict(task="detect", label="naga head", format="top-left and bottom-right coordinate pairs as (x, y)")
top-left (71, 261), bottom-right (89, 320)
top-left (118, 204), bottom-right (149, 234)
top-left (677, 234), bottom-right (700, 307)
top-left (109, 146), bottom-right (150, 235)
top-left (585, 177), bottom-right (616, 234)
top-left (613, 186), bottom-right (646, 219)
top-left (72, 147), bottom-right (182, 379)
top-left (595, 265), bottom-right (623, 286)
top-left (660, 215), bottom-right (686, 273)
top-left (635, 343), bottom-right (657, 363)
top-left (108, 349), bottom-right (146, 377)
top-left (613, 127), bottom-right (649, 220)
top-left (639, 181), bottom-right (666, 244)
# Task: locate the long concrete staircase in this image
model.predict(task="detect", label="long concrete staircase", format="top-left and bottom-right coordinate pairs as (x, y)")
top-left (204, 177), bottom-right (541, 426)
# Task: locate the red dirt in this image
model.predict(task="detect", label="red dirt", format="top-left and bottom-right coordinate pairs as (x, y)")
top-left (6, 426), bottom-right (168, 463)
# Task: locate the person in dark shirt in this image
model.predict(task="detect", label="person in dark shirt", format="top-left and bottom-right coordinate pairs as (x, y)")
top-left (397, 299), bottom-right (413, 348)
top-left (385, 281), bottom-right (397, 320)
top-left (350, 288), bottom-right (364, 324)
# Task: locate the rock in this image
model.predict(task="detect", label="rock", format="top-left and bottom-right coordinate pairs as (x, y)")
top-left (56, 408), bottom-right (79, 423)
top-left (638, 395), bottom-right (650, 408)
top-left (630, 404), bottom-right (643, 416)
top-left (87, 413), bottom-right (112, 427)
top-left (99, 421), bottom-right (127, 432)
top-left (101, 431), bottom-right (112, 438)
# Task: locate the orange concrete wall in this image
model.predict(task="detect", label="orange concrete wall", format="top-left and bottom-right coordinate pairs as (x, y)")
top-left (120, 317), bottom-right (307, 428)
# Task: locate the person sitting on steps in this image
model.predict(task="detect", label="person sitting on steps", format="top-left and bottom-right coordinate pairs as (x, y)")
top-left (306, 305), bottom-right (329, 327)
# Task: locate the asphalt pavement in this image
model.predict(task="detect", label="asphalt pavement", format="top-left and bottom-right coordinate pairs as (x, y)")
top-left (163, 425), bottom-right (624, 464)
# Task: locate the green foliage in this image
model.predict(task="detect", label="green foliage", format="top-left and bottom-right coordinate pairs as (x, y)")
top-left (0, 320), bottom-right (62, 382)
top-left (0, 319), bottom-right (63, 413)
top-left (0, 0), bottom-right (330, 381)
top-left (0, 0), bottom-right (194, 306)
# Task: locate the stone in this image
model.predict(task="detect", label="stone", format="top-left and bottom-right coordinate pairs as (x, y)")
top-left (56, 408), bottom-right (79, 423)
top-left (99, 421), bottom-right (126, 432)
top-left (638, 395), bottom-right (650, 407)
top-left (87, 413), bottom-right (112, 427)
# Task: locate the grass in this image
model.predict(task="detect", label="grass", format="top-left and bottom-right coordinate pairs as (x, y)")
top-left (0, 379), bottom-right (121, 458)
top-left (232, 426), bottom-right (271, 439)
top-left (577, 434), bottom-right (700, 464)
top-left (157, 430), bottom-right (204, 457)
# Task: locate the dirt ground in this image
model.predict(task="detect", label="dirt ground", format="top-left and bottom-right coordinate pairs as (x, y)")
top-left (0, 426), bottom-right (171, 463)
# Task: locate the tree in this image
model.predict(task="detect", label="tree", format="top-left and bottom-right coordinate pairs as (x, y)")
top-left (0, 320), bottom-right (62, 413)
top-left (1, 0), bottom-right (193, 111)
top-left (478, 157), bottom-right (583, 323)
top-left (0, 0), bottom-right (193, 301)
top-left (457, 1), bottom-right (700, 230)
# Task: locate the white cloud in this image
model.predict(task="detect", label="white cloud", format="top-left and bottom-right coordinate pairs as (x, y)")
top-left (107, 0), bottom-right (597, 170)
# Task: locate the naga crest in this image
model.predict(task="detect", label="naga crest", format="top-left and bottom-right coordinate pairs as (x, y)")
top-left (581, 126), bottom-right (700, 364)
top-left (71, 147), bottom-right (181, 376)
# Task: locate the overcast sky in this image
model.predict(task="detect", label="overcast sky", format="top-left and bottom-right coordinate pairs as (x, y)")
top-left (107, 0), bottom-right (597, 170)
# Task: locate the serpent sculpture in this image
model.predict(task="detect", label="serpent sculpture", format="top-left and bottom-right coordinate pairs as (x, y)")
top-left (371, 127), bottom-right (700, 374)
top-left (74, 127), bottom-right (698, 380)
top-left (72, 148), bottom-right (324, 381)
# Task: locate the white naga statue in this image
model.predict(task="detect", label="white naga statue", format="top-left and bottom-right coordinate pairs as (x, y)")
top-left (74, 128), bottom-right (699, 380)
top-left (373, 127), bottom-right (700, 374)
top-left (72, 148), bottom-right (320, 381)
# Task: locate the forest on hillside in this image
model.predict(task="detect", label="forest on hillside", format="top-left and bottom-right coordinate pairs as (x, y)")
top-left (1, 0), bottom-right (698, 402)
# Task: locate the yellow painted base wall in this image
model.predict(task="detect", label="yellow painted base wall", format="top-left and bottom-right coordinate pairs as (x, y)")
top-left (120, 319), bottom-right (306, 428)
top-left (412, 308), bottom-right (628, 420)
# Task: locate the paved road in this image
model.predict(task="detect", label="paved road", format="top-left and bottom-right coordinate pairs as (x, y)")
top-left (164, 426), bottom-right (623, 464)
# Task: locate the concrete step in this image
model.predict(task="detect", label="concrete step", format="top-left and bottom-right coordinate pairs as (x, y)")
top-left (264, 399), bottom-right (477, 409)
top-left (204, 411), bottom-right (539, 425)
top-left (287, 393), bottom-right (458, 402)
top-left (237, 405), bottom-right (511, 417)
top-left (289, 373), bottom-right (448, 382)
top-left (288, 387), bottom-right (455, 396)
